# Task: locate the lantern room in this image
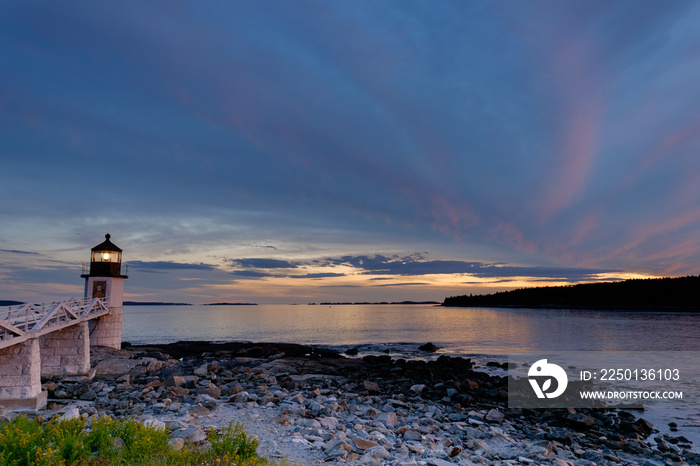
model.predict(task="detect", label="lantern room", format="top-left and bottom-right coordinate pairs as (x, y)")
top-left (84, 234), bottom-right (127, 278)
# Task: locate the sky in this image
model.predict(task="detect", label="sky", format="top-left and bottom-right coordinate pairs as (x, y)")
top-left (1, 1), bottom-right (700, 304)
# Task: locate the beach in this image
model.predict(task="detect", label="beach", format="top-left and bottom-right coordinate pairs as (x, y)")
top-left (8, 341), bottom-right (697, 465)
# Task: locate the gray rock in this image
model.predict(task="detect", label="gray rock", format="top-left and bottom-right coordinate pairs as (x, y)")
top-left (363, 380), bottom-right (380, 393)
top-left (60, 406), bottom-right (81, 421)
top-left (566, 412), bottom-right (596, 429)
top-left (418, 342), bottom-right (440, 352)
top-left (94, 358), bottom-right (139, 377)
top-left (79, 389), bottom-right (97, 401)
top-left (168, 437), bottom-right (185, 451)
top-left (319, 416), bottom-right (340, 430)
top-left (193, 363), bottom-right (209, 376)
top-left (361, 445), bottom-right (390, 462)
top-left (143, 418), bottom-right (166, 430)
top-left (426, 459), bottom-right (454, 466)
top-left (403, 430), bottom-right (423, 441)
top-left (354, 436), bottom-right (380, 450)
top-left (170, 427), bottom-right (207, 443)
top-left (296, 418), bottom-right (322, 429)
top-left (146, 360), bottom-right (163, 372)
top-left (164, 376), bottom-right (186, 387)
top-left (410, 384), bottom-right (425, 394)
top-left (485, 408), bottom-right (504, 423)
top-left (378, 411), bottom-right (398, 426)
top-left (547, 427), bottom-right (573, 445)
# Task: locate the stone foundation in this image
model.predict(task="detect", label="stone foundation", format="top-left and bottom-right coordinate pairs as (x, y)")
top-left (89, 307), bottom-right (124, 350)
top-left (40, 321), bottom-right (90, 377)
top-left (0, 338), bottom-right (46, 410)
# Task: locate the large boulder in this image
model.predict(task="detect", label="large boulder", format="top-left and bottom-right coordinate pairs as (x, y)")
top-left (94, 358), bottom-right (139, 378)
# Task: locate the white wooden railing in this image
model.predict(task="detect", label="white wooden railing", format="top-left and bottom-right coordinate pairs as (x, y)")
top-left (0, 297), bottom-right (110, 349)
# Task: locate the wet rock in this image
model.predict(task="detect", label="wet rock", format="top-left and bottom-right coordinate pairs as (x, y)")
top-left (546, 427), bottom-right (573, 445)
top-left (634, 418), bottom-right (654, 436)
top-left (418, 342), bottom-right (440, 352)
top-left (565, 412), bottom-right (596, 429)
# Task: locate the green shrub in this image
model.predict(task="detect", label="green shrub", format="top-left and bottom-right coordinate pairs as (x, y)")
top-left (207, 421), bottom-right (261, 463)
top-left (0, 414), bottom-right (267, 466)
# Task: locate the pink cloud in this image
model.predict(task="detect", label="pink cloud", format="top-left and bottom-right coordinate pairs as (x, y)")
top-left (608, 206), bottom-right (700, 268)
top-left (568, 212), bottom-right (601, 247)
top-left (539, 38), bottom-right (607, 220)
top-left (489, 222), bottom-right (536, 254)
top-left (429, 194), bottom-right (479, 239)
top-left (640, 118), bottom-right (700, 171)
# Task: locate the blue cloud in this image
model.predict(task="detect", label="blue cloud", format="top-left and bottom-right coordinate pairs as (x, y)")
top-left (128, 261), bottom-right (216, 272)
top-left (230, 258), bottom-right (298, 269)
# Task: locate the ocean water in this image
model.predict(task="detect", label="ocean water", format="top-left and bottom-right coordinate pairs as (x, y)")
top-left (122, 303), bottom-right (700, 353)
top-left (123, 303), bottom-right (700, 450)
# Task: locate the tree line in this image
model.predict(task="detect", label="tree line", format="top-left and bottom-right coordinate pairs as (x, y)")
top-left (443, 275), bottom-right (700, 309)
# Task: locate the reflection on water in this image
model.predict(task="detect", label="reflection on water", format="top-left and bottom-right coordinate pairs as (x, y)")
top-left (123, 304), bottom-right (700, 353)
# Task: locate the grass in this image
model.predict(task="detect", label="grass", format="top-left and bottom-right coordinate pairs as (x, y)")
top-left (0, 414), bottom-right (266, 465)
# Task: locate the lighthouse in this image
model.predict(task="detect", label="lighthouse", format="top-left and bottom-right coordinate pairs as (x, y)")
top-left (81, 234), bottom-right (128, 349)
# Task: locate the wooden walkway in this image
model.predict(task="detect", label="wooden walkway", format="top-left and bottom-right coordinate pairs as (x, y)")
top-left (0, 297), bottom-right (109, 350)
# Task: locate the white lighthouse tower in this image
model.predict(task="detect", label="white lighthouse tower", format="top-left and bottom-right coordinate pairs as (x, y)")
top-left (81, 234), bottom-right (128, 349)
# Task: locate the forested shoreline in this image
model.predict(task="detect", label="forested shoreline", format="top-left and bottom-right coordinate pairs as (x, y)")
top-left (443, 275), bottom-right (700, 309)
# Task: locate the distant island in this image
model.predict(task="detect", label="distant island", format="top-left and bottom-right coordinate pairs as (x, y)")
top-left (203, 302), bottom-right (258, 306)
top-left (443, 275), bottom-right (700, 310)
top-left (0, 300), bottom-right (24, 307)
top-left (123, 301), bottom-right (191, 306)
top-left (313, 301), bottom-right (440, 305)
top-left (123, 301), bottom-right (257, 306)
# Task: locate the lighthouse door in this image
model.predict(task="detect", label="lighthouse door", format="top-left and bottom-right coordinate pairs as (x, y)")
top-left (92, 280), bottom-right (107, 298)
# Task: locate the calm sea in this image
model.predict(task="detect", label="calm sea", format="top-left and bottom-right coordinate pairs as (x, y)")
top-left (123, 303), bottom-right (700, 353)
top-left (123, 303), bottom-right (700, 449)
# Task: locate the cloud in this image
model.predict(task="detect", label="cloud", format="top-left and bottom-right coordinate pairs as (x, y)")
top-left (322, 254), bottom-right (616, 281)
top-left (230, 270), bottom-right (273, 278)
top-left (289, 273), bottom-right (346, 279)
top-left (128, 261), bottom-right (216, 273)
top-left (373, 282), bottom-right (429, 287)
top-left (230, 258), bottom-right (298, 269)
top-left (0, 249), bottom-right (40, 255)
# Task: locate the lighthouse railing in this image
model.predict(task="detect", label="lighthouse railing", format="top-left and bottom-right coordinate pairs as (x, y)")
top-left (0, 297), bottom-right (110, 349)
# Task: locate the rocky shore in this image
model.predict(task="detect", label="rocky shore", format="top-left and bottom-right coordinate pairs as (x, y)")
top-left (6, 341), bottom-right (698, 465)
